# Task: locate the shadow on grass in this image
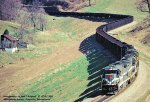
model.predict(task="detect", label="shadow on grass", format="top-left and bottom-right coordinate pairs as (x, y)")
top-left (74, 35), bottom-right (117, 102)
top-left (43, 7), bottom-right (118, 101)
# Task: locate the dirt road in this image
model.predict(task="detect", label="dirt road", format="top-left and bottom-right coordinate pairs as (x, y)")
top-left (109, 60), bottom-right (150, 102)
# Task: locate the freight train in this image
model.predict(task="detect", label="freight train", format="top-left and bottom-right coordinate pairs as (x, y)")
top-left (46, 11), bottom-right (139, 94)
top-left (95, 14), bottom-right (139, 94)
top-left (101, 45), bottom-right (139, 93)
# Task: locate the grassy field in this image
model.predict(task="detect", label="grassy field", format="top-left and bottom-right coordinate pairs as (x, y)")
top-left (82, 0), bottom-right (149, 21)
top-left (14, 51), bottom-right (115, 102)
top-left (0, 17), bottom-right (100, 66)
top-left (0, 0), bottom-right (149, 101)
top-left (0, 0), bottom-right (148, 65)
top-left (0, 20), bottom-right (19, 36)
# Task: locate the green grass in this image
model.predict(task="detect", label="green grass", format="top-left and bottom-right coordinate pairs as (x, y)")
top-left (13, 51), bottom-right (114, 102)
top-left (50, 32), bottom-right (70, 42)
top-left (0, 45), bottom-right (54, 66)
top-left (0, 17), bottom-right (77, 64)
top-left (0, 20), bottom-right (34, 37)
top-left (0, 20), bottom-right (19, 36)
top-left (84, 0), bottom-right (113, 13)
top-left (82, 0), bottom-right (149, 21)
top-left (0, 20), bottom-right (56, 64)
top-left (17, 56), bottom-right (89, 102)
top-left (14, 46), bottom-right (54, 59)
top-left (0, 51), bottom-right (17, 65)
top-left (0, 15), bottom-right (99, 66)
top-left (0, 20), bottom-right (55, 64)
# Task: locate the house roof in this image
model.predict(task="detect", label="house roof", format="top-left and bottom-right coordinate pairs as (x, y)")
top-left (3, 34), bottom-right (18, 42)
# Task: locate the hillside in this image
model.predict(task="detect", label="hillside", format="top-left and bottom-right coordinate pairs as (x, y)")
top-left (108, 16), bottom-right (150, 102)
top-left (0, 0), bottom-right (150, 102)
top-left (81, 0), bottom-right (148, 21)
top-left (0, 0), bottom-right (148, 67)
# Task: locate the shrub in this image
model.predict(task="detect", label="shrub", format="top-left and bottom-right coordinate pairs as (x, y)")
top-left (3, 29), bottom-right (9, 35)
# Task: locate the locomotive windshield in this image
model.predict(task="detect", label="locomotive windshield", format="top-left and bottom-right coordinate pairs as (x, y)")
top-left (103, 70), bottom-right (120, 81)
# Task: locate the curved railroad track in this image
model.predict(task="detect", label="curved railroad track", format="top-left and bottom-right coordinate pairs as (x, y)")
top-left (44, 11), bottom-right (138, 102)
top-left (21, 4), bottom-right (140, 101)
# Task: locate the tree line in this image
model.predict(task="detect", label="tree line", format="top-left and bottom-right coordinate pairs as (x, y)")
top-left (0, 0), bottom-right (47, 36)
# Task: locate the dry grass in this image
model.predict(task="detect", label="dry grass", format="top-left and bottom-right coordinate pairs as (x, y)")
top-left (0, 16), bottom-right (102, 66)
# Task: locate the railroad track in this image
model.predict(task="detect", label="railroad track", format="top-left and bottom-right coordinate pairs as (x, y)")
top-left (92, 95), bottom-right (112, 102)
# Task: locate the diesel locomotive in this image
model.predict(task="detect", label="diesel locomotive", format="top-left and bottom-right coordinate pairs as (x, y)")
top-left (101, 45), bottom-right (139, 93)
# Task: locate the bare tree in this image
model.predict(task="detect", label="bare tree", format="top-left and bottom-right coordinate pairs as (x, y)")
top-left (25, 0), bottom-right (47, 32)
top-left (137, 0), bottom-right (150, 13)
top-left (37, 9), bottom-right (47, 31)
top-left (0, 0), bottom-right (21, 20)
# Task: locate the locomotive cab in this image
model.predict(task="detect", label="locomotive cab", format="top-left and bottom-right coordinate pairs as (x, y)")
top-left (102, 69), bottom-right (120, 93)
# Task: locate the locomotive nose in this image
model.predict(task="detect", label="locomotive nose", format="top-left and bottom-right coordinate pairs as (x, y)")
top-left (102, 78), bottom-right (114, 85)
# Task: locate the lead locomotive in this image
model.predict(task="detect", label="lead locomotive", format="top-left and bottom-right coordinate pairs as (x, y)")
top-left (101, 45), bottom-right (139, 93)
